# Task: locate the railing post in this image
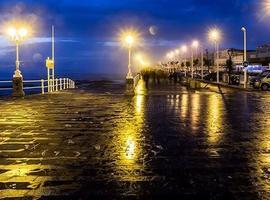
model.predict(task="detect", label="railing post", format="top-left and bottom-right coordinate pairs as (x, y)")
top-left (59, 78), bottom-right (62, 90)
top-left (48, 79), bottom-right (51, 92)
top-left (63, 78), bottom-right (66, 89)
top-left (41, 79), bottom-right (45, 94)
top-left (51, 79), bottom-right (54, 92)
top-left (47, 79), bottom-right (50, 93)
top-left (55, 78), bottom-right (58, 91)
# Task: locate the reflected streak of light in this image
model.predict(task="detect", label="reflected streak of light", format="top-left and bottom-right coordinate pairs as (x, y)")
top-left (113, 86), bottom-right (146, 182)
top-left (191, 94), bottom-right (200, 131)
top-left (125, 137), bottom-right (136, 160)
top-left (181, 94), bottom-right (188, 119)
top-left (206, 94), bottom-right (224, 144)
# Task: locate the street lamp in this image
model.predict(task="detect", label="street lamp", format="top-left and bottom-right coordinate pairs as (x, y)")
top-left (174, 49), bottom-right (180, 71)
top-left (191, 40), bottom-right (199, 79)
top-left (7, 26), bottom-right (29, 97)
top-left (124, 35), bottom-right (134, 79)
top-left (241, 27), bottom-right (248, 88)
top-left (120, 29), bottom-right (139, 82)
top-left (208, 28), bottom-right (221, 83)
top-left (241, 27), bottom-right (247, 62)
top-left (181, 45), bottom-right (187, 77)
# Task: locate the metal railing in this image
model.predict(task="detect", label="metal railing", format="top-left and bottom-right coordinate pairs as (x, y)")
top-left (133, 74), bottom-right (141, 87)
top-left (0, 78), bottom-right (75, 95)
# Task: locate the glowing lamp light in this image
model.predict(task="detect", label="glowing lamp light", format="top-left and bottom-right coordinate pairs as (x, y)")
top-left (174, 49), bottom-right (180, 55)
top-left (166, 51), bottom-right (174, 59)
top-left (192, 40), bottom-right (199, 48)
top-left (8, 28), bottom-right (17, 38)
top-left (19, 28), bottom-right (28, 37)
top-left (7, 27), bottom-right (29, 42)
top-left (181, 45), bottom-right (187, 53)
top-left (208, 28), bottom-right (221, 43)
top-left (125, 35), bottom-right (134, 46)
top-left (119, 29), bottom-right (139, 49)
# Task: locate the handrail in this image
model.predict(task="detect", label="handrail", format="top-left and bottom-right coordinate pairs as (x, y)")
top-left (133, 74), bottom-right (141, 87)
top-left (23, 80), bottom-right (44, 83)
top-left (0, 78), bottom-right (75, 95)
top-left (0, 81), bottom-right (12, 83)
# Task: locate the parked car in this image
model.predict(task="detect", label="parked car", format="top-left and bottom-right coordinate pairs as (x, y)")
top-left (250, 70), bottom-right (270, 90)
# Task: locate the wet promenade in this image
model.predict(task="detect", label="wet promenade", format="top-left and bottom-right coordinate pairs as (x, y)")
top-left (0, 80), bottom-right (270, 199)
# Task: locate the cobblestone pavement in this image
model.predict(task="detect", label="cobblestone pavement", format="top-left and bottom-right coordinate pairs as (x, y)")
top-left (0, 80), bottom-right (270, 199)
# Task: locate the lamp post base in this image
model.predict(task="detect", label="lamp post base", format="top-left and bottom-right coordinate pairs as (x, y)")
top-left (125, 78), bottom-right (134, 96)
top-left (126, 71), bottom-right (133, 79)
top-left (12, 76), bottom-right (25, 97)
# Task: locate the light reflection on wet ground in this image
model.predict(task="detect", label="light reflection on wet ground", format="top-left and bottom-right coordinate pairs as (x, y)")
top-left (0, 80), bottom-right (270, 199)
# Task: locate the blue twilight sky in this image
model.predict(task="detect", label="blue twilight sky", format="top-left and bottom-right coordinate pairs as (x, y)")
top-left (0, 0), bottom-right (270, 79)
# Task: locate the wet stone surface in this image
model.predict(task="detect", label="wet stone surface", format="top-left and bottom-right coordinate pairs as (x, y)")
top-left (0, 80), bottom-right (270, 199)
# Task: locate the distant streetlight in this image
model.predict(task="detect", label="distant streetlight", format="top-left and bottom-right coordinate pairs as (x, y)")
top-left (174, 49), bottom-right (180, 71)
top-left (181, 45), bottom-right (188, 77)
top-left (241, 27), bottom-right (247, 62)
top-left (191, 40), bottom-right (199, 79)
top-left (7, 26), bottom-right (29, 97)
top-left (166, 51), bottom-right (174, 60)
top-left (208, 28), bottom-right (221, 83)
top-left (241, 27), bottom-right (248, 88)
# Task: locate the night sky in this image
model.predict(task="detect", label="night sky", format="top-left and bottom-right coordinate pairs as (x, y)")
top-left (0, 0), bottom-right (269, 80)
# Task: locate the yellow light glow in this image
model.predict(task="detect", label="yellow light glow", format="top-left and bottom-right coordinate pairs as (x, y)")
top-left (174, 49), bottom-right (180, 55)
top-left (125, 35), bottom-right (134, 45)
top-left (135, 53), bottom-right (150, 67)
top-left (6, 23), bottom-right (31, 42)
top-left (7, 27), bottom-right (16, 37)
top-left (166, 51), bottom-right (174, 59)
top-left (208, 28), bottom-right (221, 43)
top-left (206, 94), bottom-right (224, 144)
top-left (18, 28), bottom-right (28, 37)
top-left (192, 40), bottom-right (199, 48)
top-left (181, 45), bottom-right (187, 53)
top-left (112, 82), bottom-right (145, 181)
top-left (125, 138), bottom-right (136, 160)
top-left (119, 28), bottom-right (139, 48)
top-left (262, 0), bottom-right (270, 19)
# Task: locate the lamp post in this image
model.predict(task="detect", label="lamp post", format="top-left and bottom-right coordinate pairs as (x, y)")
top-left (191, 40), bottom-right (199, 79)
top-left (174, 49), bottom-right (180, 72)
top-left (181, 45), bottom-right (187, 77)
top-left (241, 27), bottom-right (248, 89)
top-left (125, 35), bottom-right (134, 80)
top-left (201, 47), bottom-right (204, 80)
top-left (208, 28), bottom-right (221, 83)
top-left (7, 27), bottom-right (28, 97)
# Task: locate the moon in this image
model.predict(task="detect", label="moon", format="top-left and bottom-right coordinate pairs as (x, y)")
top-left (149, 26), bottom-right (158, 35)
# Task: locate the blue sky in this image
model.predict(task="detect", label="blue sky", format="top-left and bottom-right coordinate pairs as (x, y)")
top-left (0, 0), bottom-right (269, 79)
